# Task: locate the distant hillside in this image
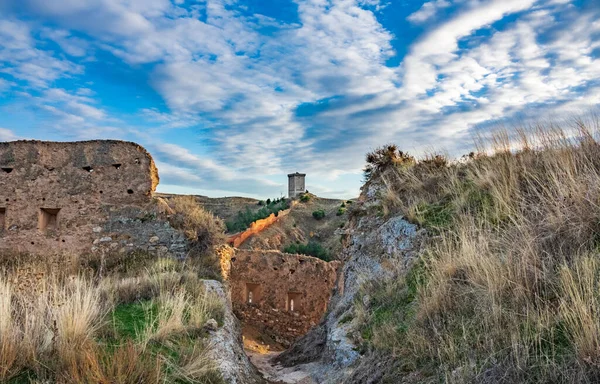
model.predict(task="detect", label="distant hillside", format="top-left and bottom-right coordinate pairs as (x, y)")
top-left (156, 193), bottom-right (261, 222)
top-left (240, 195), bottom-right (352, 260)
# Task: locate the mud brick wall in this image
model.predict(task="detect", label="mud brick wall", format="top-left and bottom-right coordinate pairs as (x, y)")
top-left (220, 247), bottom-right (340, 343)
top-left (0, 140), bottom-right (163, 255)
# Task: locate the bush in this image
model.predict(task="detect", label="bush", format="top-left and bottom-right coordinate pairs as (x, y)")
top-left (283, 241), bottom-right (331, 261)
top-left (312, 209), bottom-right (325, 220)
top-left (364, 144), bottom-right (415, 180)
top-left (336, 207), bottom-right (346, 216)
top-left (300, 194), bottom-right (311, 202)
top-left (168, 196), bottom-right (226, 259)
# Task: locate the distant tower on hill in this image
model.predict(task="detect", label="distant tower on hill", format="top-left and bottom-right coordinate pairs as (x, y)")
top-left (288, 172), bottom-right (306, 198)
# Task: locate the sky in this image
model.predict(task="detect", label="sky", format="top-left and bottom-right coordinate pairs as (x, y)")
top-left (0, 0), bottom-right (599, 199)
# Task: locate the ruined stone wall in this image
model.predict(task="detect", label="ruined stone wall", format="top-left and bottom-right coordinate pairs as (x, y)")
top-left (220, 247), bottom-right (340, 345)
top-left (0, 140), bottom-right (166, 255)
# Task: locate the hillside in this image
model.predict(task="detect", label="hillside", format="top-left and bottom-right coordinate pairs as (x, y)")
top-left (239, 195), bottom-right (350, 259)
top-left (277, 123), bottom-right (600, 383)
top-left (156, 193), bottom-right (262, 223)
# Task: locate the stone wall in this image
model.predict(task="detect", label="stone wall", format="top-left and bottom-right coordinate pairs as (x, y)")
top-left (0, 140), bottom-right (168, 255)
top-left (220, 246), bottom-right (340, 345)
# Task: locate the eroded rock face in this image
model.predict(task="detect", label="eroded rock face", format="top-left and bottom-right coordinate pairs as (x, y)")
top-left (220, 247), bottom-right (340, 346)
top-left (0, 140), bottom-right (162, 255)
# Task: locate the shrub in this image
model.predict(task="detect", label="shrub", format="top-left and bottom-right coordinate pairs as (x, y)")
top-left (336, 207), bottom-right (346, 216)
top-left (300, 194), bottom-right (311, 202)
top-left (364, 144), bottom-right (415, 180)
top-left (312, 209), bottom-right (325, 220)
top-left (283, 241), bottom-right (331, 261)
top-left (169, 196), bottom-right (226, 258)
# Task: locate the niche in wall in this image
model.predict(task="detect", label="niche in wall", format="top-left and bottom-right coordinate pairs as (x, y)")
top-left (0, 207), bottom-right (5, 230)
top-left (245, 283), bottom-right (262, 305)
top-left (39, 208), bottom-right (60, 232)
top-left (286, 292), bottom-right (303, 312)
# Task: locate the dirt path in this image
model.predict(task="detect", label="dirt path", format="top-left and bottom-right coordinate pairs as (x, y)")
top-left (246, 351), bottom-right (316, 384)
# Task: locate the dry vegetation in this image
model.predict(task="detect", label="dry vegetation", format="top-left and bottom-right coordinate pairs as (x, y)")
top-left (358, 116), bottom-right (600, 383)
top-left (0, 199), bottom-right (227, 384)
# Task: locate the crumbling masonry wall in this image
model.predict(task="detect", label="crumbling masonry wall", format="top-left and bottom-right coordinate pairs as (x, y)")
top-left (220, 246), bottom-right (340, 346)
top-left (0, 140), bottom-right (167, 255)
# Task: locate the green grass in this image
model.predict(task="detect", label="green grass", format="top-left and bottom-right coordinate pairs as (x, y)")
top-left (110, 301), bottom-right (157, 340)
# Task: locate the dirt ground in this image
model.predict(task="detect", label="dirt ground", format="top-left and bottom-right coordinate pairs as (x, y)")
top-left (247, 351), bottom-right (316, 384)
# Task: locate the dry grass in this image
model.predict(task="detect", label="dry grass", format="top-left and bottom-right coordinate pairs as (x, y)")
top-left (359, 116), bottom-right (600, 383)
top-left (169, 196), bottom-right (227, 280)
top-left (0, 252), bottom-right (225, 383)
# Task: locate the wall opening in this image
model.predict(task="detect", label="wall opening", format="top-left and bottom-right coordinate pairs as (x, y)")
top-left (82, 166), bottom-right (93, 172)
top-left (112, 163), bottom-right (122, 170)
top-left (286, 292), bottom-right (303, 312)
top-left (0, 208), bottom-right (5, 230)
top-left (39, 208), bottom-right (60, 232)
top-left (1, 167), bottom-right (13, 173)
top-left (127, 189), bottom-right (134, 194)
top-left (245, 283), bottom-right (262, 305)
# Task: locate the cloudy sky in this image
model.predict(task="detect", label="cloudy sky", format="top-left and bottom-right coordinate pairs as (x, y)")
top-left (0, 0), bottom-right (598, 199)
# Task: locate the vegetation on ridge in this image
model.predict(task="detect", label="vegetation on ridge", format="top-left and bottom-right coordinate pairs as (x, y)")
top-left (225, 197), bottom-right (289, 233)
top-left (356, 117), bottom-right (600, 383)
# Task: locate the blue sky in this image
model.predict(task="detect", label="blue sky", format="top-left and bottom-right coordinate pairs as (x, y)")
top-left (0, 0), bottom-right (599, 199)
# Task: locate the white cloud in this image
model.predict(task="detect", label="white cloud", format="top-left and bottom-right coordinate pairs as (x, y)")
top-left (1, 0), bottom-right (599, 198)
top-left (0, 128), bottom-right (19, 141)
top-left (407, 0), bottom-right (451, 24)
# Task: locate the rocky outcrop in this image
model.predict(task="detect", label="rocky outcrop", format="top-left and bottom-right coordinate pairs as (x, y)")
top-left (276, 177), bottom-right (424, 383)
top-left (203, 280), bottom-right (265, 384)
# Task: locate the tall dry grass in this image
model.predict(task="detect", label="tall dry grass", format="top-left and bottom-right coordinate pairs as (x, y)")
top-left (0, 253), bottom-right (225, 383)
top-left (359, 116), bottom-right (600, 383)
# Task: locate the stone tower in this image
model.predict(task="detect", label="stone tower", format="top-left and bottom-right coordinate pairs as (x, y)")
top-left (288, 172), bottom-right (306, 198)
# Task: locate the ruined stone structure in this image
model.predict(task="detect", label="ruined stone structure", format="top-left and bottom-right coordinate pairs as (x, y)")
top-left (220, 246), bottom-right (340, 346)
top-left (0, 140), bottom-right (187, 256)
top-left (288, 172), bottom-right (306, 198)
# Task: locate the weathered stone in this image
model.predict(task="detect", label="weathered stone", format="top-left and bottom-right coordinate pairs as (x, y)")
top-left (204, 318), bottom-right (219, 332)
top-left (99, 237), bottom-right (112, 243)
top-left (149, 235), bottom-right (159, 244)
top-left (221, 246), bottom-right (340, 346)
top-left (0, 140), bottom-right (159, 255)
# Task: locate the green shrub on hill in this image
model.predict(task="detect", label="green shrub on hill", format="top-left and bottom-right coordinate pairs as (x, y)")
top-left (312, 209), bottom-right (325, 220)
top-left (283, 241), bottom-right (331, 262)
